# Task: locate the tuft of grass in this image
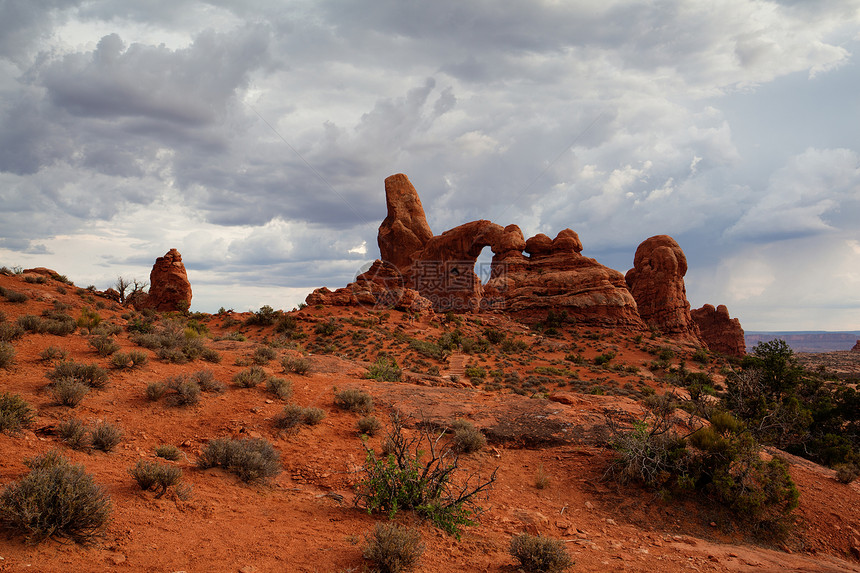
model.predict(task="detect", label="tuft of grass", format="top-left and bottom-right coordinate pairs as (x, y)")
top-left (145, 381), bottom-right (168, 401)
top-left (0, 322), bottom-right (25, 343)
top-left (334, 388), bottom-right (374, 413)
top-left (0, 451), bottom-right (112, 544)
top-left (47, 362), bottom-right (109, 389)
top-left (90, 421), bottom-right (122, 452)
top-left (191, 369), bottom-right (224, 393)
top-left (274, 404), bottom-right (326, 432)
top-left (233, 366), bottom-right (267, 388)
top-left (534, 465), bottom-right (551, 490)
top-left (252, 346), bottom-right (277, 365)
top-left (363, 522), bottom-right (424, 573)
top-left (509, 533), bottom-right (573, 573)
top-left (0, 392), bottom-right (35, 433)
top-left (197, 437), bottom-right (281, 482)
top-left (89, 335), bottom-right (120, 356)
top-left (51, 378), bottom-right (90, 408)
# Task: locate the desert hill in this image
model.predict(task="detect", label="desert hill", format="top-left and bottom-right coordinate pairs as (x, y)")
top-left (0, 270), bottom-right (859, 572)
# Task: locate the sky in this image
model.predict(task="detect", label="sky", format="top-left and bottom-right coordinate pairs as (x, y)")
top-left (1, 0), bottom-right (859, 331)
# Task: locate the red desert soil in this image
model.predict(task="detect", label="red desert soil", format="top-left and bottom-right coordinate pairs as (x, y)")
top-left (0, 273), bottom-right (858, 572)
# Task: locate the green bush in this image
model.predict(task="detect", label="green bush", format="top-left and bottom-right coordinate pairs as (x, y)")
top-left (314, 319), bottom-right (338, 336)
top-left (450, 420), bottom-right (486, 454)
top-left (334, 388), bottom-right (374, 413)
top-left (0, 452), bottom-right (111, 544)
top-left (281, 355), bottom-right (311, 375)
top-left (76, 308), bottom-right (102, 332)
top-left (154, 444), bottom-right (182, 461)
top-left (265, 377), bottom-right (293, 400)
top-left (90, 421), bottom-right (122, 452)
top-left (0, 341), bottom-right (14, 369)
top-left (0, 393), bottom-right (35, 433)
top-left (51, 378), bottom-right (90, 408)
top-left (129, 460), bottom-right (183, 498)
top-left (363, 522), bottom-right (424, 573)
top-left (233, 366), bottom-right (267, 388)
top-left (509, 533), bottom-right (572, 573)
top-left (355, 414), bottom-right (496, 538)
top-left (197, 437), bottom-right (281, 482)
top-left (246, 305), bottom-right (281, 326)
top-left (56, 418), bottom-right (90, 450)
top-left (366, 356), bottom-right (401, 382)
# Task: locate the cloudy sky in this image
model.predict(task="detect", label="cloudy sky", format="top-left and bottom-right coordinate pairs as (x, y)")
top-left (1, 0), bottom-right (859, 331)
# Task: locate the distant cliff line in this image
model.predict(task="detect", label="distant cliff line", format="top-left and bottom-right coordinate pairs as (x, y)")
top-left (745, 331), bottom-right (860, 352)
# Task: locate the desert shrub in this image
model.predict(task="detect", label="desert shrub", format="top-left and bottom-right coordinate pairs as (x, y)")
top-left (0, 393), bottom-right (35, 433)
top-left (593, 350), bottom-right (617, 366)
top-left (408, 339), bottom-right (445, 360)
top-left (534, 465), bottom-right (551, 490)
top-left (47, 362), bottom-right (109, 389)
top-left (835, 464), bottom-right (859, 484)
top-left (246, 305), bottom-right (281, 326)
top-left (233, 366), bottom-right (267, 388)
top-left (2, 289), bottom-right (29, 303)
top-left (334, 388), bottom-right (374, 413)
top-left (37, 346), bottom-right (65, 363)
top-left (355, 414), bottom-right (497, 538)
top-left (197, 437), bottom-right (281, 482)
top-left (0, 321), bottom-right (24, 342)
top-left (167, 378), bottom-right (201, 407)
top-left (483, 328), bottom-right (505, 345)
top-left (607, 402), bottom-right (799, 532)
top-left (252, 346), bottom-right (277, 365)
top-left (17, 314), bottom-right (45, 333)
top-left (450, 420), bottom-right (486, 454)
top-left (0, 452), bottom-right (111, 544)
top-left (90, 421), bottom-right (122, 452)
top-left (109, 352), bottom-right (133, 369)
top-left (129, 460), bottom-right (183, 498)
top-left (363, 522), bottom-right (424, 573)
top-left (366, 356), bottom-right (401, 382)
top-left (266, 377), bottom-right (293, 400)
top-left (281, 355), bottom-right (311, 374)
top-left (0, 342), bottom-right (14, 369)
top-left (76, 308), bottom-right (102, 332)
top-left (51, 378), bottom-right (90, 408)
top-left (314, 319), bottom-right (338, 336)
top-left (358, 416), bottom-right (382, 436)
top-left (56, 418), bottom-right (90, 450)
top-left (201, 347), bottom-right (222, 363)
top-left (154, 444), bottom-right (182, 461)
top-left (464, 365), bottom-right (486, 380)
top-left (191, 369), bottom-right (224, 393)
top-left (145, 381), bottom-right (168, 401)
top-left (509, 533), bottom-right (572, 573)
top-left (303, 406), bottom-right (326, 425)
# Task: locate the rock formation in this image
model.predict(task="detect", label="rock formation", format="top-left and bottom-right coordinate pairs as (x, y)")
top-left (135, 248), bottom-right (192, 312)
top-left (625, 235), bottom-right (701, 341)
top-left (852, 340), bottom-right (860, 352)
top-left (488, 229), bottom-right (645, 328)
top-left (378, 174), bottom-right (434, 273)
top-left (691, 304), bottom-right (745, 357)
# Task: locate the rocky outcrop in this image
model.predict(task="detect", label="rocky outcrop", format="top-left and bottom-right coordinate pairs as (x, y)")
top-left (625, 236), bottom-right (701, 341)
top-left (852, 340), bottom-right (860, 352)
top-left (691, 304), bottom-right (745, 357)
top-left (489, 229), bottom-right (645, 328)
top-left (306, 260), bottom-right (434, 315)
top-left (135, 249), bottom-right (192, 312)
top-left (378, 173), bottom-right (434, 273)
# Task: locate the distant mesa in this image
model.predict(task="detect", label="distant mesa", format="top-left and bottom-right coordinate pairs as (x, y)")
top-left (128, 248), bottom-right (192, 312)
top-left (308, 173), bottom-right (742, 351)
top-left (691, 304), bottom-right (746, 358)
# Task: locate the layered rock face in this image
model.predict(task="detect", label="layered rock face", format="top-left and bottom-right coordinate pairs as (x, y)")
top-left (141, 248), bottom-right (192, 312)
top-left (691, 304), bottom-right (746, 357)
top-left (625, 236), bottom-right (701, 341)
top-left (852, 340), bottom-right (860, 352)
top-left (488, 229), bottom-right (645, 328)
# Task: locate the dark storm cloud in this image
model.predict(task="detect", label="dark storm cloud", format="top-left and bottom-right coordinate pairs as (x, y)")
top-left (0, 0), bottom-right (81, 64)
